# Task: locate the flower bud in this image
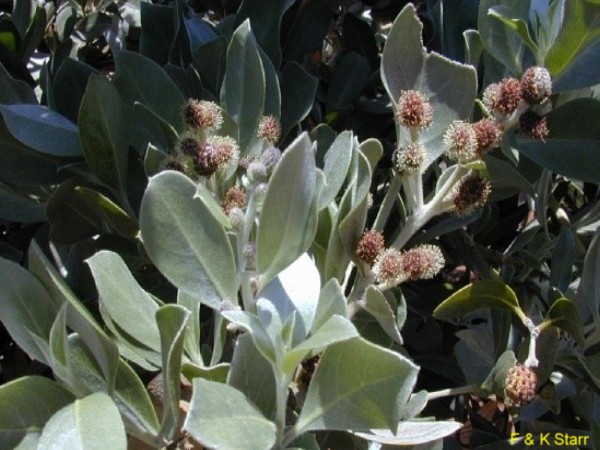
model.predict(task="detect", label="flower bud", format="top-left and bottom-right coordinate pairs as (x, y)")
top-left (504, 364), bottom-right (538, 407)
top-left (259, 146), bottom-right (282, 172)
top-left (451, 173), bottom-right (492, 215)
top-left (227, 207), bottom-right (245, 230)
top-left (373, 249), bottom-right (404, 286)
top-left (243, 242), bottom-right (257, 269)
top-left (223, 186), bottom-right (246, 214)
top-left (356, 230), bottom-right (385, 265)
top-left (393, 142), bottom-right (426, 175)
top-left (178, 136), bottom-right (201, 156)
top-left (520, 66), bottom-right (552, 105)
top-left (518, 111), bottom-right (549, 140)
top-left (401, 244), bottom-right (445, 280)
top-left (396, 90), bottom-right (433, 129)
top-left (257, 115), bottom-right (281, 144)
top-left (472, 118), bottom-right (503, 156)
top-left (443, 121), bottom-right (478, 164)
top-left (247, 160), bottom-right (268, 183)
top-left (483, 78), bottom-right (522, 115)
top-left (182, 99), bottom-right (223, 130)
top-left (194, 143), bottom-right (220, 176)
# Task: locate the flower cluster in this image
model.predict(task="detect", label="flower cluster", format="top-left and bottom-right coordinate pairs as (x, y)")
top-left (396, 90), bottom-right (433, 130)
top-left (504, 364), bottom-right (538, 407)
top-left (449, 173), bottom-right (492, 216)
top-left (371, 244), bottom-right (445, 287)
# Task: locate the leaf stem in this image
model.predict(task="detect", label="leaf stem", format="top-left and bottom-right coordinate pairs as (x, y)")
top-left (238, 189), bottom-right (259, 313)
top-left (425, 384), bottom-right (477, 401)
top-left (373, 175), bottom-right (402, 232)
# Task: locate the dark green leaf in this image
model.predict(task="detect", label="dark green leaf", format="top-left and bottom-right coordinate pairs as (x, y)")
top-left (235, 0), bottom-right (295, 67)
top-left (433, 280), bottom-right (525, 320)
top-left (194, 36), bottom-right (227, 96)
top-left (481, 350), bottom-right (516, 395)
top-left (342, 13), bottom-right (379, 70)
top-left (0, 104), bottom-right (81, 156)
top-left (0, 62), bottom-right (36, 104)
top-left (140, 171), bottom-right (236, 304)
top-left (0, 376), bottom-right (74, 450)
top-left (53, 58), bottom-right (99, 123)
top-left (488, 6), bottom-right (539, 54)
top-left (257, 133), bottom-right (318, 284)
top-left (17, 6), bottom-right (46, 61)
top-left (294, 337), bottom-right (419, 433)
top-left (550, 228), bottom-right (576, 293)
top-left (326, 52), bottom-right (370, 112)
top-left (545, 0), bottom-right (600, 90)
top-left (114, 50), bottom-right (185, 134)
top-left (280, 62), bottom-right (318, 141)
top-left (220, 20), bottom-right (265, 152)
top-left (575, 229), bottom-right (600, 324)
top-left (0, 183), bottom-right (45, 222)
top-left (156, 305), bottom-right (190, 441)
top-left (37, 393), bottom-right (127, 450)
top-left (184, 378), bottom-right (277, 450)
top-left (516, 99), bottom-right (600, 183)
top-left (140, 3), bottom-right (176, 66)
top-left (544, 297), bottom-right (585, 346)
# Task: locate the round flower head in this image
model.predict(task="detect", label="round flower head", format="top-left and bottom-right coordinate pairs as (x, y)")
top-left (472, 118), bottom-right (503, 156)
top-left (520, 66), bottom-right (552, 105)
top-left (396, 90), bottom-right (433, 129)
top-left (247, 161), bottom-right (268, 183)
top-left (373, 248), bottom-right (404, 286)
top-left (518, 111), bottom-right (549, 140)
top-left (400, 244), bottom-right (445, 280)
top-left (194, 142), bottom-right (220, 176)
top-left (451, 173), bottom-right (492, 215)
top-left (393, 142), bottom-right (426, 175)
top-left (223, 186), bottom-right (246, 215)
top-left (227, 207), bottom-right (245, 231)
top-left (356, 230), bottom-right (385, 265)
top-left (443, 121), bottom-right (478, 164)
top-left (483, 78), bottom-right (522, 115)
top-left (257, 115), bottom-right (281, 144)
top-left (505, 364), bottom-right (538, 407)
top-left (182, 99), bottom-right (223, 130)
top-left (207, 135), bottom-right (239, 169)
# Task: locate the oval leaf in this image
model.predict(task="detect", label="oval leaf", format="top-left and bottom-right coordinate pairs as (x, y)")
top-left (354, 420), bottom-right (463, 446)
top-left (183, 378), bottom-right (277, 450)
top-left (0, 376), bottom-right (74, 449)
top-left (257, 133), bottom-right (318, 284)
top-left (433, 280), bottom-right (525, 320)
top-left (37, 393), bottom-right (127, 450)
top-left (0, 104), bottom-right (81, 156)
top-left (545, 297), bottom-right (585, 346)
top-left (294, 336), bottom-right (419, 433)
top-left (140, 171), bottom-right (236, 304)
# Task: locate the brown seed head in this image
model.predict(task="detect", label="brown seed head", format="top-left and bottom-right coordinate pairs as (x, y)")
top-left (356, 230), bottom-right (385, 265)
top-left (443, 120), bottom-right (478, 163)
top-left (258, 115), bottom-right (281, 144)
top-left (396, 90), bottom-right (433, 129)
top-left (178, 137), bottom-right (201, 156)
top-left (452, 173), bottom-right (492, 215)
top-left (505, 364), bottom-right (538, 407)
top-left (520, 66), bottom-right (552, 105)
top-left (160, 157), bottom-right (186, 173)
top-left (182, 99), bottom-right (223, 130)
top-left (472, 118), bottom-right (503, 156)
top-left (518, 111), bottom-right (549, 140)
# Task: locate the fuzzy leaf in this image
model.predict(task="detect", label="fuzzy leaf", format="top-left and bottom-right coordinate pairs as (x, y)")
top-left (257, 133), bottom-right (318, 284)
top-left (319, 130), bottom-right (354, 209)
top-left (294, 337), bottom-right (419, 433)
top-left (37, 393), bottom-right (127, 450)
top-left (184, 379), bottom-right (276, 450)
top-left (140, 171), bottom-right (236, 305)
top-left (220, 20), bottom-right (265, 152)
top-left (0, 376), bottom-right (74, 449)
top-left (364, 286), bottom-right (403, 345)
top-left (381, 3), bottom-right (477, 167)
top-left (354, 421), bottom-right (463, 445)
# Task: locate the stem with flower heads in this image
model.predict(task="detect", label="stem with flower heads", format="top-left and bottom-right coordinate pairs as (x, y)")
top-left (237, 188), bottom-right (259, 314)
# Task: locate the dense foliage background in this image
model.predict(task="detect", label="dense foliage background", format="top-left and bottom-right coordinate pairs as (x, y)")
top-left (0, 0), bottom-right (599, 449)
